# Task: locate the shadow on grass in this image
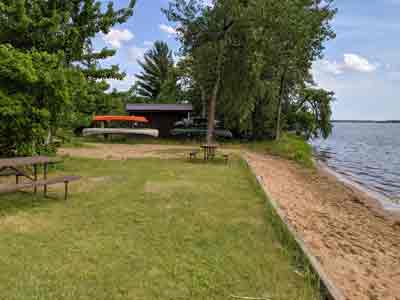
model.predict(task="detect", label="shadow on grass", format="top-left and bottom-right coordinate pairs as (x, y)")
top-left (0, 191), bottom-right (61, 215)
top-left (185, 157), bottom-right (231, 166)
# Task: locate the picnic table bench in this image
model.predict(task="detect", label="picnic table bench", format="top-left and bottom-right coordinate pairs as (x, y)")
top-left (0, 156), bottom-right (81, 200)
top-left (189, 145), bottom-right (230, 164)
top-left (201, 144), bottom-right (218, 161)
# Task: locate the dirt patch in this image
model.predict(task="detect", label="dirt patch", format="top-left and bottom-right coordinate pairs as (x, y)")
top-left (0, 214), bottom-right (49, 234)
top-left (58, 144), bottom-right (195, 160)
top-left (59, 143), bottom-right (237, 161)
top-left (245, 152), bottom-right (400, 300)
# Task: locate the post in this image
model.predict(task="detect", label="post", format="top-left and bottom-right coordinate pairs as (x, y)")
top-left (44, 163), bottom-right (48, 196)
top-left (33, 165), bottom-right (37, 193)
top-left (64, 182), bottom-right (69, 200)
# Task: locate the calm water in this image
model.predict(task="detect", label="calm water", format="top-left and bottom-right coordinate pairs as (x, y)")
top-left (312, 123), bottom-right (400, 208)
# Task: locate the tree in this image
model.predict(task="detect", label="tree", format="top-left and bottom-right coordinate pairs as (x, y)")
top-left (0, 0), bottom-right (137, 155)
top-left (0, 45), bottom-right (84, 156)
top-left (290, 86), bottom-right (335, 139)
top-left (0, 0), bottom-right (135, 65)
top-left (135, 41), bottom-right (175, 100)
top-left (208, 0), bottom-right (336, 140)
top-left (163, 0), bottom-right (236, 144)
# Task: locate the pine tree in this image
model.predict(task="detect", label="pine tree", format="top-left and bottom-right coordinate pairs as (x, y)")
top-left (135, 41), bottom-right (174, 100)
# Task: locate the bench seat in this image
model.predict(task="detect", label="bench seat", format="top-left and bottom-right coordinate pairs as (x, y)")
top-left (0, 176), bottom-right (81, 200)
top-left (189, 149), bottom-right (199, 160)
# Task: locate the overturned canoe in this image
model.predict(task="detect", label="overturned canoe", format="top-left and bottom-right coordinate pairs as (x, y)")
top-left (82, 128), bottom-right (159, 138)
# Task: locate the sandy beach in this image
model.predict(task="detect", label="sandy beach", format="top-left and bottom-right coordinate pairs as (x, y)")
top-left (246, 151), bottom-right (400, 300)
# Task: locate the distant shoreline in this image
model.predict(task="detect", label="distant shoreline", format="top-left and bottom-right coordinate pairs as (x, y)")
top-left (332, 120), bottom-right (400, 123)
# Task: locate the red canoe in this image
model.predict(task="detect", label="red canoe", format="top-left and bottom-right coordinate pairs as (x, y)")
top-left (93, 115), bottom-right (148, 123)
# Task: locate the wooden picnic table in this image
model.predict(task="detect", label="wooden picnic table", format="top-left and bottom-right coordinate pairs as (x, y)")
top-left (0, 156), bottom-right (61, 191)
top-left (0, 156), bottom-right (80, 200)
top-left (201, 144), bottom-right (218, 160)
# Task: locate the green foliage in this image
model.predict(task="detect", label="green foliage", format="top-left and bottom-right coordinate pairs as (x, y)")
top-left (0, 45), bottom-right (84, 156)
top-left (166, 0), bottom-right (337, 141)
top-left (246, 134), bottom-right (314, 168)
top-left (0, 0), bottom-right (136, 156)
top-left (164, 0), bottom-right (237, 143)
top-left (0, 0), bottom-right (136, 64)
top-left (287, 87), bottom-right (335, 139)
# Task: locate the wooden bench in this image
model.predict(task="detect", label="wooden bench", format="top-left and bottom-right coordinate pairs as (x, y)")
top-left (189, 149), bottom-right (199, 160)
top-left (0, 176), bottom-right (81, 200)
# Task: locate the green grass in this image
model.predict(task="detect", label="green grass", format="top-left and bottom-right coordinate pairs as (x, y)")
top-left (240, 134), bottom-right (315, 168)
top-left (0, 157), bottom-right (320, 299)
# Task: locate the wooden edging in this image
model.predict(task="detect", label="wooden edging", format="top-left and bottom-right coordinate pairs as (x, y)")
top-left (243, 157), bottom-right (345, 300)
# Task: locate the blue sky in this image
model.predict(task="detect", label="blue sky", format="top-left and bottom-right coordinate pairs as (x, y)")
top-left (95, 0), bottom-right (400, 120)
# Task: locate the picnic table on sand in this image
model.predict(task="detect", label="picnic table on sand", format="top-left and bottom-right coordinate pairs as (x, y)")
top-left (201, 144), bottom-right (218, 160)
top-left (0, 156), bottom-right (80, 200)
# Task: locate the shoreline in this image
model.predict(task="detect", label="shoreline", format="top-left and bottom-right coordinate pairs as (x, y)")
top-left (317, 160), bottom-right (400, 220)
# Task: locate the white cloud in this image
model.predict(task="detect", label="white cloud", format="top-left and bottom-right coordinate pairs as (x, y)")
top-left (314, 54), bottom-right (378, 76)
top-left (107, 74), bottom-right (136, 92)
top-left (343, 54), bottom-right (377, 73)
top-left (318, 60), bottom-right (344, 75)
top-left (128, 46), bottom-right (147, 61)
top-left (143, 41), bottom-right (154, 46)
top-left (102, 29), bottom-right (134, 48)
top-left (159, 24), bottom-right (177, 37)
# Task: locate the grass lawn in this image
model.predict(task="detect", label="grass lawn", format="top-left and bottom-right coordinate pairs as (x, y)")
top-left (0, 157), bottom-right (319, 299)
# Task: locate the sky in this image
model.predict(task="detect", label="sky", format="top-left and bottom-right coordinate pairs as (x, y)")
top-left (95, 0), bottom-right (400, 121)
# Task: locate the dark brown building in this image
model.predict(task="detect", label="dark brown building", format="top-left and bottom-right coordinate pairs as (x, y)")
top-left (126, 103), bottom-right (193, 137)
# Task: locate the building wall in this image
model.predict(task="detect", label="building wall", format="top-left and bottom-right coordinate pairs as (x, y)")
top-left (129, 111), bottom-right (189, 137)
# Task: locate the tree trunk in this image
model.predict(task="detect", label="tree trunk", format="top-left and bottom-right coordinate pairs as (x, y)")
top-left (275, 68), bottom-right (287, 141)
top-left (206, 41), bottom-right (224, 145)
top-left (200, 85), bottom-right (207, 118)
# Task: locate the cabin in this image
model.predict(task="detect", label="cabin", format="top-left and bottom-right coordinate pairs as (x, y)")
top-left (126, 103), bottom-right (194, 137)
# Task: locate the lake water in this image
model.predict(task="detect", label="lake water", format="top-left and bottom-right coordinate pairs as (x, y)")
top-left (312, 123), bottom-right (400, 209)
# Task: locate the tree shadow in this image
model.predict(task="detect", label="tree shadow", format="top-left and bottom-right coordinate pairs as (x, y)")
top-left (185, 157), bottom-right (231, 166)
top-left (0, 191), bottom-right (61, 216)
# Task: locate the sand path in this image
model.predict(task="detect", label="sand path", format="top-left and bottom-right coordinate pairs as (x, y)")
top-left (58, 143), bottom-right (197, 160)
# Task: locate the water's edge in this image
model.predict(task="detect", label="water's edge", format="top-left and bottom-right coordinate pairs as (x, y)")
top-left (316, 160), bottom-right (400, 213)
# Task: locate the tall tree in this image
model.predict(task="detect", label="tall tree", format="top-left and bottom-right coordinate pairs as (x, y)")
top-left (163, 0), bottom-right (235, 144)
top-left (213, 0), bottom-right (336, 140)
top-left (135, 41), bottom-right (175, 100)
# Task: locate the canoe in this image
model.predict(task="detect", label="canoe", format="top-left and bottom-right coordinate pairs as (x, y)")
top-left (82, 128), bottom-right (159, 138)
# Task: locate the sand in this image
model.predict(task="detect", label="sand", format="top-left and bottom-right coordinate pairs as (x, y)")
top-left (58, 143), bottom-right (195, 160)
top-left (245, 152), bottom-right (400, 300)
